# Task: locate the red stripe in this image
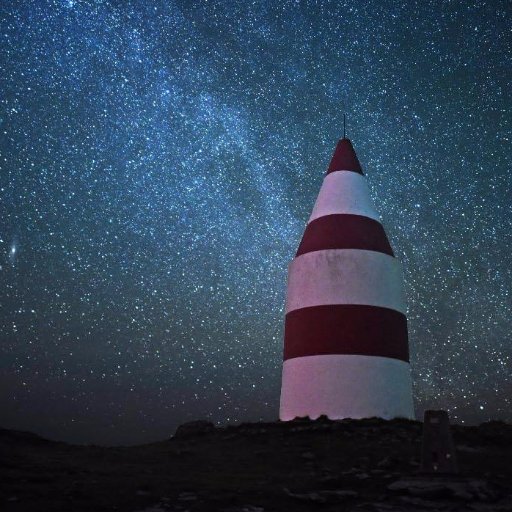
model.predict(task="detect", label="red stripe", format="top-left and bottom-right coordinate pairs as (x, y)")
top-left (284, 305), bottom-right (409, 362)
top-left (327, 138), bottom-right (363, 175)
top-left (296, 214), bottom-right (394, 257)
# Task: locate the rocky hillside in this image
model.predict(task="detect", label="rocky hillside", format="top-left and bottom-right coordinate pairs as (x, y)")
top-left (1, 417), bottom-right (511, 511)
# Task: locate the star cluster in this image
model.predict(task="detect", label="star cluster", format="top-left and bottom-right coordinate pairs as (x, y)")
top-left (1, 0), bottom-right (510, 444)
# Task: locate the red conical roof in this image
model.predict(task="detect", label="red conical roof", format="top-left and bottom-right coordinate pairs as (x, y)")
top-left (327, 138), bottom-right (363, 175)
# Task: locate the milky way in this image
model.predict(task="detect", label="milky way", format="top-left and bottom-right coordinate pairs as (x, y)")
top-left (1, 0), bottom-right (510, 444)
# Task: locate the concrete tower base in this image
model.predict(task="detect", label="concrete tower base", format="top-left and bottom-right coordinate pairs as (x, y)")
top-left (280, 354), bottom-right (414, 421)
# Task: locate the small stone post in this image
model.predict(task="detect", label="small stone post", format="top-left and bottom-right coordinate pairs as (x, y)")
top-left (421, 410), bottom-right (458, 474)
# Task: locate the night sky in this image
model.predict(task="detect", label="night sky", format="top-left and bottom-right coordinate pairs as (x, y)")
top-left (1, 0), bottom-right (510, 445)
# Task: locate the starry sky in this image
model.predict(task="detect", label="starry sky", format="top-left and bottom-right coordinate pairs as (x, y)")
top-left (1, 0), bottom-right (510, 445)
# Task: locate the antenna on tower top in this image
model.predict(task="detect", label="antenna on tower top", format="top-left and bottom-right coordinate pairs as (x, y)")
top-left (343, 114), bottom-right (346, 139)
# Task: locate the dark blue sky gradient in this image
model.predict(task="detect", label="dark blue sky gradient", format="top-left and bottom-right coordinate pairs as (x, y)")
top-left (1, 0), bottom-right (510, 444)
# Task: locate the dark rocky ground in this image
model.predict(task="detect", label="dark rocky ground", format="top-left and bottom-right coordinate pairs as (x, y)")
top-left (1, 417), bottom-right (511, 512)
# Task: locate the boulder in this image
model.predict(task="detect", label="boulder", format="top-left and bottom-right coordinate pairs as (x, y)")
top-left (174, 420), bottom-right (215, 438)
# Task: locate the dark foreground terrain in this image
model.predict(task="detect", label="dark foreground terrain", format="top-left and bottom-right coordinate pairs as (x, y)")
top-left (1, 417), bottom-right (512, 512)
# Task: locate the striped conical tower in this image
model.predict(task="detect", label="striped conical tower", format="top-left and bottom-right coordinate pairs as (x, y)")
top-left (279, 137), bottom-right (414, 421)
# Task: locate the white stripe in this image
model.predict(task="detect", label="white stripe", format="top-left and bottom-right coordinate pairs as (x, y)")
top-left (309, 171), bottom-right (380, 223)
top-left (286, 249), bottom-right (406, 314)
top-left (280, 354), bottom-right (414, 421)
